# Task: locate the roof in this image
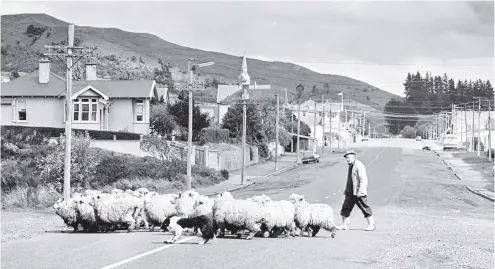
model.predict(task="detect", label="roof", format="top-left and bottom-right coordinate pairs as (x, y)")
top-left (1, 71), bottom-right (156, 98)
top-left (218, 84), bottom-right (279, 104)
top-left (216, 85), bottom-right (240, 103)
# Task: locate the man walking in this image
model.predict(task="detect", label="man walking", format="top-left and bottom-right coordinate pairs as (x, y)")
top-left (336, 150), bottom-right (376, 231)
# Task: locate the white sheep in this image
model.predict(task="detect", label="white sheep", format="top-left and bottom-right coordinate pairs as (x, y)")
top-left (288, 193), bottom-right (337, 238)
top-left (111, 188), bottom-right (124, 195)
top-left (258, 199), bottom-right (297, 238)
top-left (191, 195), bottom-right (214, 217)
top-left (143, 193), bottom-right (179, 231)
top-left (71, 195), bottom-right (99, 233)
top-left (212, 192), bottom-right (265, 240)
top-left (246, 194), bottom-right (272, 204)
top-left (90, 193), bottom-right (142, 232)
top-left (53, 198), bottom-right (79, 232)
top-left (175, 190), bottom-right (200, 217)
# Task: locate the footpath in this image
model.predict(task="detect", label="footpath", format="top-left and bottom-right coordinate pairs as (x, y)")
top-left (430, 140), bottom-right (494, 202)
top-left (197, 154), bottom-right (300, 196)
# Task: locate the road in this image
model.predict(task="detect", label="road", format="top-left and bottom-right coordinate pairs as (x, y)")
top-left (2, 139), bottom-right (493, 269)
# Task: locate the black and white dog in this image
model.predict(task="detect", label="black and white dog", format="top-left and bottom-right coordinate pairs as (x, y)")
top-left (161, 214), bottom-right (217, 245)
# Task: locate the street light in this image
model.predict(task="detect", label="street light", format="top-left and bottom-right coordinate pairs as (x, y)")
top-left (186, 59), bottom-right (214, 190)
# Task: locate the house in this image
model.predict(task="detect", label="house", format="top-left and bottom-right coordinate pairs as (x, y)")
top-left (286, 99), bottom-right (351, 147)
top-left (1, 59), bottom-right (159, 135)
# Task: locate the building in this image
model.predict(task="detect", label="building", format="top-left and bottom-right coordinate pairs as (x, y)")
top-left (286, 99), bottom-right (352, 147)
top-left (1, 59), bottom-right (158, 135)
top-left (196, 56), bottom-right (271, 126)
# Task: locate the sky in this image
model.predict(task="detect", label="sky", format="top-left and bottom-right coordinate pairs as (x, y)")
top-left (2, 0), bottom-right (494, 97)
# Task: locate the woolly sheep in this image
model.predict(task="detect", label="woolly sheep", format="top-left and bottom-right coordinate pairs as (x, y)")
top-left (53, 198), bottom-right (79, 232)
top-left (288, 193), bottom-right (337, 238)
top-left (258, 199), bottom-right (297, 238)
top-left (175, 190), bottom-right (200, 218)
top-left (111, 188), bottom-right (124, 195)
top-left (212, 192), bottom-right (265, 240)
top-left (191, 195), bottom-right (214, 217)
top-left (246, 194), bottom-right (272, 204)
top-left (143, 194), bottom-right (179, 231)
top-left (90, 194), bottom-right (142, 232)
top-left (71, 195), bottom-right (99, 233)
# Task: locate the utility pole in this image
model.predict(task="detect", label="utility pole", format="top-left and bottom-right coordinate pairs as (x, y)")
top-left (186, 59), bottom-right (215, 190)
top-left (296, 84), bottom-right (304, 164)
top-left (275, 94), bottom-right (280, 170)
top-left (291, 109), bottom-right (294, 153)
top-left (239, 55), bottom-right (250, 184)
top-left (43, 24), bottom-right (94, 201)
top-left (472, 101), bottom-right (475, 152)
top-left (329, 104), bottom-right (333, 153)
top-left (488, 100), bottom-right (492, 161)
top-left (313, 99), bottom-right (317, 154)
top-left (474, 97), bottom-right (482, 158)
top-left (464, 104), bottom-right (469, 151)
top-left (321, 95), bottom-right (325, 153)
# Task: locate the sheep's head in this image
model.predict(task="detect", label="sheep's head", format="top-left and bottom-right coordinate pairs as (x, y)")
top-left (251, 194), bottom-right (272, 204)
top-left (53, 198), bottom-right (64, 209)
top-left (288, 193), bottom-right (305, 204)
top-left (179, 190), bottom-right (199, 199)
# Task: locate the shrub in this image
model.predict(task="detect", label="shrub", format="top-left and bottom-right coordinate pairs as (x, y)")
top-left (220, 169), bottom-right (229, 179)
top-left (36, 132), bottom-right (101, 192)
top-left (0, 125), bottom-right (141, 141)
top-left (198, 127), bottom-right (230, 145)
top-left (140, 135), bottom-right (172, 162)
top-left (2, 186), bottom-right (61, 210)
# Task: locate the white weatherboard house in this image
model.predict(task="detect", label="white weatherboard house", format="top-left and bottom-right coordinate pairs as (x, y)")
top-left (1, 59), bottom-right (159, 134)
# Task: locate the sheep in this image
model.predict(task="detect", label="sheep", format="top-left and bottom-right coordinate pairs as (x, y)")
top-left (143, 193), bottom-right (179, 231)
top-left (111, 188), bottom-right (124, 195)
top-left (53, 198), bottom-right (79, 232)
top-left (71, 195), bottom-right (99, 233)
top-left (288, 193), bottom-right (337, 238)
top-left (258, 199), bottom-right (297, 238)
top-left (246, 194), bottom-right (272, 204)
top-left (89, 194), bottom-right (142, 232)
top-left (191, 195), bottom-right (214, 217)
top-left (212, 192), bottom-right (265, 240)
top-left (175, 190), bottom-right (200, 217)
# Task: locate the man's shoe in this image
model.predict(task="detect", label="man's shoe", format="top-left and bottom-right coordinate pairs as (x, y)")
top-left (365, 215), bottom-right (376, 231)
top-left (336, 216), bottom-right (350, 230)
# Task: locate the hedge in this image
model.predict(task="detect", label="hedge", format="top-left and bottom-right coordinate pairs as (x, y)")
top-left (1, 125), bottom-right (141, 141)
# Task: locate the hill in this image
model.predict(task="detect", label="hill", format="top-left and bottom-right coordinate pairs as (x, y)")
top-left (1, 13), bottom-right (402, 111)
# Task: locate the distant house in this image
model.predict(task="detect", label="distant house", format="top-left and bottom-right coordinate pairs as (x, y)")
top-left (1, 59), bottom-right (158, 135)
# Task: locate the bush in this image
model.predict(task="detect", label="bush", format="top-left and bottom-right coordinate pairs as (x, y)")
top-left (400, 125), bottom-right (416, 139)
top-left (2, 186), bottom-right (61, 210)
top-left (0, 126), bottom-right (142, 141)
top-left (36, 132), bottom-right (101, 192)
top-left (220, 169), bottom-right (229, 179)
top-left (198, 127), bottom-right (230, 145)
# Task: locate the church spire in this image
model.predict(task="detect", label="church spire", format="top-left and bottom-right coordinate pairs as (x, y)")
top-left (239, 53), bottom-right (250, 86)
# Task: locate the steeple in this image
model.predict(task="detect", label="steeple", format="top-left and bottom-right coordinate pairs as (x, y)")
top-left (239, 54), bottom-right (250, 86)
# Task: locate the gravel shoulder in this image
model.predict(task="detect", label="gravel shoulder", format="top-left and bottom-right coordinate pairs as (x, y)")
top-left (1, 210), bottom-right (64, 243)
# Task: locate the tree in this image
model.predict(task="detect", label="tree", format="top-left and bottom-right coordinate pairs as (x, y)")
top-left (221, 101), bottom-right (264, 143)
top-left (150, 103), bottom-right (176, 136)
top-left (168, 91), bottom-right (210, 141)
top-left (140, 135), bottom-right (173, 163)
top-left (11, 71), bottom-right (19, 78)
top-left (400, 125), bottom-right (416, 139)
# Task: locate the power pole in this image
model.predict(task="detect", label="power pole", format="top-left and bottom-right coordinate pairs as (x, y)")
top-left (338, 107), bottom-right (341, 149)
top-left (43, 24), bottom-right (94, 201)
top-left (321, 95), bottom-right (325, 153)
top-left (296, 99), bottom-right (302, 163)
top-left (275, 94), bottom-right (280, 170)
top-left (186, 59), bottom-right (215, 190)
top-left (313, 99), bottom-right (317, 154)
top-left (464, 104), bottom-right (469, 151)
top-left (488, 100), bottom-right (492, 161)
top-left (291, 109), bottom-right (294, 153)
top-left (472, 101), bottom-right (476, 152)
top-left (329, 104), bottom-right (333, 153)
top-left (474, 97), bottom-right (482, 158)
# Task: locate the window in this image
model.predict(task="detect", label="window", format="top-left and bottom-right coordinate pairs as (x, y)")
top-left (303, 112), bottom-right (306, 116)
top-left (135, 99), bottom-right (144, 122)
top-left (17, 101), bottom-right (27, 121)
top-left (73, 98), bottom-right (98, 122)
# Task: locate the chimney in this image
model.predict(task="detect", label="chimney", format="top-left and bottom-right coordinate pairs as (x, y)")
top-left (38, 58), bottom-right (50, 84)
top-left (85, 62), bottom-right (97, 81)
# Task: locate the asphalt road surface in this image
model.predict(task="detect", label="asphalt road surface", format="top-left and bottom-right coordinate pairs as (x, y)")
top-left (2, 139), bottom-right (493, 269)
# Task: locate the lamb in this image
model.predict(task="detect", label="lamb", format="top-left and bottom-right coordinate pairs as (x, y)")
top-left (143, 193), bottom-right (179, 231)
top-left (288, 193), bottom-right (337, 238)
top-left (161, 214), bottom-right (217, 245)
top-left (212, 192), bottom-right (265, 240)
top-left (90, 193), bottom-right (142, 232)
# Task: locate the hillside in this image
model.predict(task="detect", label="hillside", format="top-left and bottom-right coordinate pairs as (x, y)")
top-left (1, 13), bottom-right (402, 111)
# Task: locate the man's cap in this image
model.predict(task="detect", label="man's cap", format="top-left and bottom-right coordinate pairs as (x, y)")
top-left (343, 150), bottom-right (356, 158)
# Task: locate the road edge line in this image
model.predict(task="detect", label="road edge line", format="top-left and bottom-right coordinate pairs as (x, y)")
top-left (466, 186), bottom-right (495, 202)
top-left (98, 237), bottom-right (195, 269)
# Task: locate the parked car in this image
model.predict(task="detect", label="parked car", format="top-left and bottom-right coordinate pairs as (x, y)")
top-left (362, 136), bottom-right (369, 141)
top-left (302, 152), bottom-right (320, 164)
top-left (442, 134), bottom-right (460, 150)
top-left (416, 136), bottom-right (422, 141)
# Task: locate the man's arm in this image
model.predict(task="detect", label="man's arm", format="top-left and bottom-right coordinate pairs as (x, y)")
top-left (356, 162), bottom-right (368, 197)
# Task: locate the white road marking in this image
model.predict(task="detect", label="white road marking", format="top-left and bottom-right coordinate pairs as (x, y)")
top-left (325, 196), bottom-right (329, 198)
top-left (98, 237), bottom-right (195, 269)
top-left (366, 147), bottom-right (385, 167)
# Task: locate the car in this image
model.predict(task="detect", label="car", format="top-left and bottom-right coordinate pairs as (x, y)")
top-left (416, 136), bottom-right (422, 141)
top-left (362, 136), bottom-right (369, 141)
top-left (302, 152), bottom-right (320, 164)
top-left (422, 145), bottom-right (431, 151)
top-left (442, 134), bottom-right (460, 151)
